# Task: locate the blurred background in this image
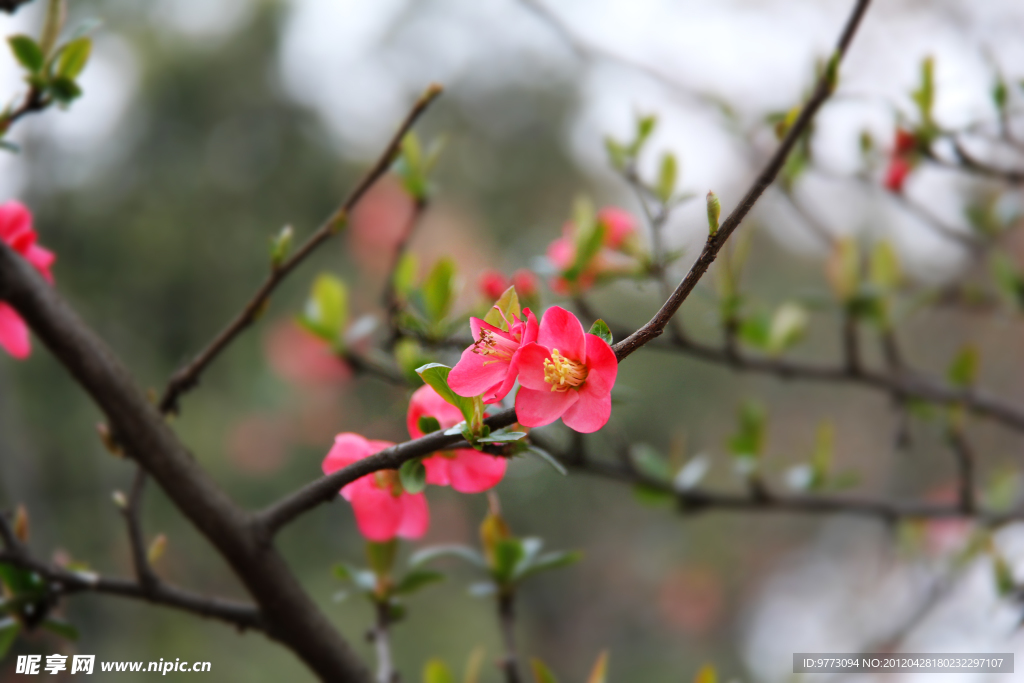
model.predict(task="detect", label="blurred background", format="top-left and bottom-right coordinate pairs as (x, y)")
top-left (1, 0), bottom-right (1024, 680)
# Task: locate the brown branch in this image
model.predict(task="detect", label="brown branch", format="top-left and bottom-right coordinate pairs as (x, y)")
top-left (612, 0), bottom-right (873, 362)
top-left (121, 466), bottom-right (159, 591)
top-left (497, 592), bottom-right (522, 683)
top-left (256, 0), bottom-right (875, 536)
top-left (0, 242), bottom-right (373, 681)
top-left (947, 423), bottom-right (977, 514)
top-left (159, 84), bottom-right (443, 415)
top-left (949, 139), bottom-right (1024, 184)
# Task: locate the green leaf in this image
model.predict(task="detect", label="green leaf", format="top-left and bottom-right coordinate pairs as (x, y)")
top-left (492, 538), bottom-right (525, 584)
top-left (633, 483), bottom-right (675, 507)
top-left (333, 563), bottom-right (378, 593)
top-left (565, 196), bottom-right (602, 281)
top-left (993, 552), bottom-right (1016, 597)
top-left (0, 617), bottom-right (18, 659)
top-left (657, 152), bottom-right (677, 203)
top-left (738, 311), bottom-right (771, 350)
top-left (911, 56), bottom-right (936, 131)
top-left (56, 37), bottom-right (91, 79)
top-left (418, 416), bottom-right (441, 434)
top-left (399, 459), bottom-right (427, 494)
top-left (588, 319), bottom-right (613, 345)
top-left (604, 136), bottom-right (627, 170)
top-left (630, 444), bottom-right (671, 482)
top-left (48, 76), bottom-right (82, 103)
top-left (483, 285), bottom-right (521, 331)
top-left (531, 658), bottom-right (561, 683)
top-left (869, 241), bottom-right (901, 291)
top-left (728, 402), bottom-right (765, 459)
top-left (766, 302), bottom-right (808, 354)
top-left (416, 363), bottom-right (483, 429)
top-left (947, 345), bottom-right (979, 388)
top-left (410, 544), bottom-right (487, 569)
top-left (629, 114), bottom-right (657, 155)
top-left (367, 540), bottom-right (398, 577)
top-left (476, 429), bottom-right (527, 444)
top-left (993, 77), bottom-right (1008, 111)
top-left (395, 569), bottom-right (444, 595)
top-left (810, 420), bottom-right (834, 490)
top-left (41, 618), bottom-right (78, 641)
top-left (7, 36), bottom-right (44, 72)
top-left (422, 258), bottom-right (458, 323)
top-left (524, 446), bottom-right (567, 476)
top-left (424, 658), bottom-right (456, 683)
top-left (301, 273), bottom-right (348, 342)
top-left (516, 550), bottom-right (582, 581)
top-left (393, 252), bottom-right (419, 301)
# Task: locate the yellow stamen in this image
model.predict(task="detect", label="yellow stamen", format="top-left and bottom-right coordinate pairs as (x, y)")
top-left (543, 349), bottom-right (587, 392)
top-left (374, 470), bottom-right (404, 497)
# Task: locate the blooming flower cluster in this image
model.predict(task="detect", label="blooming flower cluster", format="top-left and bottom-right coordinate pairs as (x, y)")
top-left (884, 128), bottom-right (918, 193)
top-left (548, 206), bottom-right (642, 294)
top-left (478, 268), bottom-right (539, 306)
top-left (0, 202), bottom-right (55, 359)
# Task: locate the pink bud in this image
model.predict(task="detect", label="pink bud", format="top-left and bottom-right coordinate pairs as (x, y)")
top-left (893, 128), bottom-right (917, 156)
top-left (596, 207), bottom-right (637, 250)
top-left (478, 269), bottom-right (510, 301)
top-left (511, 269), bottom-right (539, 299)
top-left (884, 157), bottom-right (912, 193)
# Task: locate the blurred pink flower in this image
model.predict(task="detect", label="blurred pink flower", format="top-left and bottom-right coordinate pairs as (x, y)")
top-left (406, 385), bottom-right (506, 493)
top-left (510, 268), bottom-right (540, 301)
top-left (322, 432), bottom-right (429, 542)
top-left (597, 206), bottom-right (638, 250)
top-left (349, 176), bottom-right (416, 274)
top-left (0, 201), bottom-right (55, 359)
top-left (546, 207), bottom-right (641, 294)
top-left (658, 566), bottom-right (725, 635)
top-left (264, 320), bottom-right (351, 385)
top-left (227, 413), bottom-right (292, 475)
top-left (478, 269), bottom-right (509, 301)
top-left (515, 306), bottom-right (617, 433)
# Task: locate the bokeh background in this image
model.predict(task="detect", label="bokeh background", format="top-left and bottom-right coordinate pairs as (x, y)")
top-left (2, 0), bottom-right (1024, 680)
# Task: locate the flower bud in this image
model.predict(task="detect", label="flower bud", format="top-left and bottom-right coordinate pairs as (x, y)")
top-left (706, 191), bottom-right (721, 236)
top-left (13, 504), bottom-right (29, 542)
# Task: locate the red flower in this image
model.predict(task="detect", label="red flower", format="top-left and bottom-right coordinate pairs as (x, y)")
top-left (893, 128), bottom-right (917, 155)
top-left (448, 307), bottom-right (539, 404)
top-left (406, 385), bottom-right (506, 493)
top-left (884, 157), bottom-right (912, 193)
top-left (0, 201), bottom-right (55, 359)
top-left (596, 206), bottom-right (638, 250)
top-left (514, 306), bottom-right (618, 433)
top-left (478, 269), bottom-right (510, 301)
top-left (510, 268), bottom-right (539, 300)
top-left (322, 433), bottom-right (429, 542)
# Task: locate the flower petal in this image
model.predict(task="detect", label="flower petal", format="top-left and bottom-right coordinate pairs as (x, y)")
top-left (447, 345), bottom-right (509, 400)
top-left (514, 342), bottom-right (552, 391)
top-left (0, 201), bottom-right (35, 252)
top-left (582, 333), bottom-right (618, 395)
top-left (515, 386), bottom-right (578, 428)
top-left (407, 384), bottom-right (464, 437)
top-left (396, 492), bottom-right (430, 539)
top-left (446, 449), bottom-right (507, 493)
top-left (537, 306), bottom-right (586, 362)
top-left (0, 303), bottom-right (30, 359)
top-left (348, 485), bottom-right (403, 542)
top-left (322, 433), bottom-right (373, 475)
top-left (25, 244), bottom-right (54, 282)
top-left (423, 454), bottom-right (451, 486)
top-left (561, 387), bottom-right (612, 433)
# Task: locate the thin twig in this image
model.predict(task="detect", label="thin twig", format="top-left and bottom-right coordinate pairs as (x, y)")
top-left (121, 466), bottom-right (160, 591)
top-left (497, 592), bottom-right (522, 683)
top-left (947, 423), bottom-right (976, 514)
top-left (383, 197), bottom-right (429, 344)
top-left (370, 601), bottom-right (396, 683)
top-left (159, 84), bottom-right (443, 414)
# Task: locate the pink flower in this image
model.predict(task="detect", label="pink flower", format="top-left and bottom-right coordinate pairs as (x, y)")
top-left (597, 206), bottom-right (638, 250)
top-left (322, 433), bottom-right (429, 542)
top-left (407, 385), bottom-right (506, 493)
top-left (514, 306), bottom-right (618, 433)
top-left (0, 201), bottom-right (55, 359)
top-left (510, 269), bottom-right (540, 301)
top-left (478, 269), bottom-right (510, 301)
top-left (448, 307), bottom-right (539, 403)
top-left (884, 157), bottom-right (912, 193)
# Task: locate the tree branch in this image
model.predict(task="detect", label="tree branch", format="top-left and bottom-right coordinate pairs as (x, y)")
top-left (613, 0), bottom-right (873, 361)
top-left (121, 466), bottom-right (160, 591)
top-left (159, 84), bottom-right (443, 415)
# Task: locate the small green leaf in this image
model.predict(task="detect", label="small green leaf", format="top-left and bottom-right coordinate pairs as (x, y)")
top-left (399, 459), bottom-right (427, 494)
top-left (483, 285), bottom-right (521, 332)
top-left (422, 258), bottom-right (458, 323)
top-left (0, 617), bottom-right (18, 659)
top-left (56, 37), bottom-right (91, 80)
top-left (766, 302), bottom-right (808, 354)
top-left (524, 446), bottom-right (567, 476)
top-left (476, 430), bottom-right (527, 444)
top-left (604, 136), bottom-right (627, 170)
top-left (301, 274), bottom-right (348, 343)
top-left (948, 345), bottom-right (979, 388)
top-left (516, 550), bottom-right (582, 581)
top-left (410, 544), bottom-right (487, 569)
top-left (630, 444), bottom-right (671, 482)
top-left (632, 483), bottom-right (675, 507)
top-left (657, 152), bottom-right (677, 203)
top-left (418, 416), bottom-right (441, 434)
top-left (395, 568), bottom-right (444, 595)
top-left (993, 77), bottom-right (1008, 111)
top-left (48, 76), bottom-right (83, 103)
top-left (911, 56), bottom-right (936, 132)
top-left (393, 252), bottom-right (419, 301)
top-left (492, 538), bottom-right (525, 584)
top-left (993, 552), bottom-right (1016, 597)
top-left (706, 191), bottom-right (721, 236)
top-left (333, 563), bottom-right (377, 593)
top-left (416, 363), bottom-right (483, 429)
top-left (7, 36), bottom-right (44, 72)
top-left (869, 240), bottom-right (901, 291)
top-left (728, 402), bottom-right (765, 459)
top-left (531, 658), bottom-right (560, 683)
top-left (367, 540), bottom-right (398, 577)
top-left (629, 114), bottom-right (657, 155)
top-left (588, 319), bottom-right (613, 345)
top-left (269, 225), bottom-right (293, 267)
top-left (424, 658), bottom-right (456, 683)
top-left (41, 618), bottom-right (78, 641)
